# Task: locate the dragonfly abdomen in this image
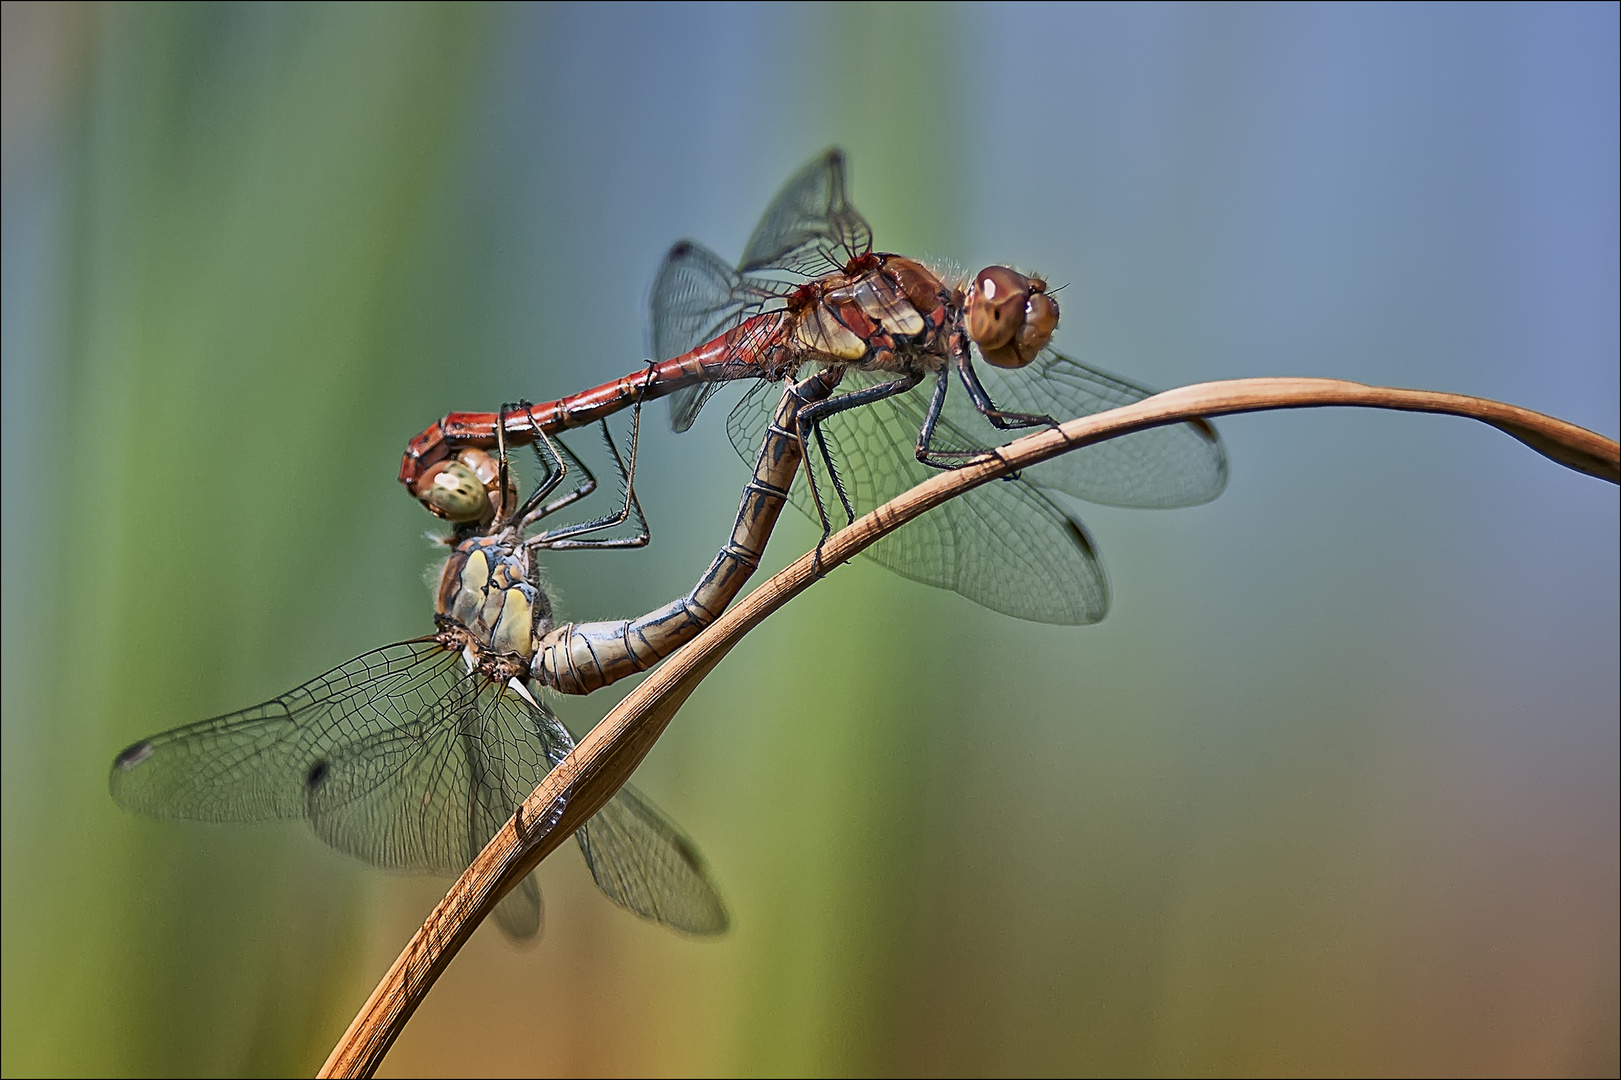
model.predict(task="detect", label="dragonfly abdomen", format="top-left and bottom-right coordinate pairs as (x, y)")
top-left (532, 372), bottom-right (835, 695)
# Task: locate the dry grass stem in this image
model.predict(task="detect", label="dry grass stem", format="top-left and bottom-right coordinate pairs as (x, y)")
top-left (320, 376), bottom-right (1617, 1078)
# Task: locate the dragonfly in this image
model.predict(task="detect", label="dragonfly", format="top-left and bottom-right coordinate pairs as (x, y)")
top-left (111, 374), bottom-right (837, 940)
top-left (398, 149), bottom-right (1229, 626)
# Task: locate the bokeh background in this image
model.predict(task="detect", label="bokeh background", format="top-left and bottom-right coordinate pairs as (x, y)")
top-left (3, 3), bottom-right (1616, 1076)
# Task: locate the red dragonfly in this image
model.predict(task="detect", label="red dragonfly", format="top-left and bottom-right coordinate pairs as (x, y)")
top-left (401, 150), bottom-right (1228, 625)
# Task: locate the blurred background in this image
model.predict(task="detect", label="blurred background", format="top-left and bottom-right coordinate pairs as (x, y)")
top-left (2, 2), bottom-right (1615, 1076)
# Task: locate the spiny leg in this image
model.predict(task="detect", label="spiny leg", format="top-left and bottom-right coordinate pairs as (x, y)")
top-left (511, 402), bottom-right (576, 523)
top-left (493, 403), bottom-right (522, 524)
top-left (915, 368), bottom-right (983, 470)
top-left (524, 388), bottom-right (651, 551)
top-left (811, 419), bottom-right (853, 525)
top-left (520, 362), bottom-right (655, 530)
top-left (951, 332), bottom-right (1057, 431)
top-left (793, 371), bottom-right (923, 561)
top-left (518, 428), bottom-right (597, 526)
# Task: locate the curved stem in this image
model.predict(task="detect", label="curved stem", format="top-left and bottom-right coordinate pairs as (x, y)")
top-left (319, 377), bottom-right (1617, 1078)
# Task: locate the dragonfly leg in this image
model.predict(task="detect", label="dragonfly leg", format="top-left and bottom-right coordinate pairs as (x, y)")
top-left (533, 371), bottom-right (838, 695)
top-left (516, 429), bottom-right (596, 525)
top-left (795, 371), bottom-right (925, 537)
top-left (520, 363), bottom-right (657, 533)
top-left (522, 401), bottom-right (650, 552)
top-left (808, 419), bottom-right (850, 534)
top-left (912, 368), bottom-right (986, 470)
top-left (952, 337), bottom-right (1057, 431)
top-left (493, 401), bottom-right (576, 524)
top-left (508, 403), bottom-right (579, 524)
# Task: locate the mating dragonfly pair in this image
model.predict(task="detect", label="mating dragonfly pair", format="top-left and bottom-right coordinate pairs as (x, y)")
top-left (112, 150), bottom-right (1228, 940)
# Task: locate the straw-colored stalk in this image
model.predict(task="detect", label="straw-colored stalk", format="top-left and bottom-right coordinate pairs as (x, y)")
top-left (321, 377), bottom-right (1619, 1078)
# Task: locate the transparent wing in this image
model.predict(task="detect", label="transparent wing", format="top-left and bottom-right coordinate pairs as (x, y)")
top-left (650, 239), bottom-right (778, 433)
top-left (111, 638), bottom-right (732, 938)
top-left (738, 148), bottom-right (872, 279)
top-left (495, 870), bottom-right (543, 941)
top-left (651, 240), bottom-right (749, 363)
top-left (576, 785), bottom-right (730, 935)
top-left (970, 349), bottom-right (1229, 508)
top-left (669, 383), bottom-right (727, 436)
top-left (109, 640), bottom-right (568, 878)
top-left (727, 375), bottom-right (1109, 625)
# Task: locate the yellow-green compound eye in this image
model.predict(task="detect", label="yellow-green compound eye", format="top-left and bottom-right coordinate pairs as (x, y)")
top-left (416, 460), bottom-right (490, 522)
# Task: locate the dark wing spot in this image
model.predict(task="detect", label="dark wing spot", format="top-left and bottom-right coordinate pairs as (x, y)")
top-left (114, 741), bottom-right (154, 769)
top-left (668, 239), bottom-right (693, 258)
top-left (306, 758), bottom-right (329, 790)
top-left (1065, 516), bottom-right (1099, 558)
top-left (1188, 416), bottom-right (1221, 443)
top-left (672, 833), bottom-right (702, 869)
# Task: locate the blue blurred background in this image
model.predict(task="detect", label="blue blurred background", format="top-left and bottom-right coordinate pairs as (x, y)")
top-left (2, 3), bottom-right (1615, 1075)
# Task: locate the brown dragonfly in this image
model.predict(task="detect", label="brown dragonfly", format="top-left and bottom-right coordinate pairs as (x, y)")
top-left (400, 150), bottom-right (1228, 625)
top-left (111, 375), bottom-right (836, 940)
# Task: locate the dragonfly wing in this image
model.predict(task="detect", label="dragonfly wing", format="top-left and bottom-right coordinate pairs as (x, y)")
top-left (576, 784), bottom-right (729, 935)
top-left (111, 640), bottom-right (468, 870)
top-left (467, 694), bottom-right (575, 942)
top-left (861, 464), bottom-right (1108, 624)
top-left (110, 637), bottom-right (732, 937)
top-left (650, 239), bottom-right (760, 432)
top-left (728, 372), bottom-right (1109, 625)
top-left (724, 377), bottom-right (789, 464)
top-left (494, 871), bottom-right (542, 941)
top-left (738, 148), bottom-right (872, 279)
top-left (651, 239), bottom-right (748, 361)
top-left (110, 640), bottom-right (568, 878)
top-left (298, 660), bottom-right (565, 877)
top-left (669, 381), bottom-right (727, 436)
top-left (969, 349), bottom-right (1229, 508)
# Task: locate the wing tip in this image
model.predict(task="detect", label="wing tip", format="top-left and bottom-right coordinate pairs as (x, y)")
top-left (1066, 514), bottom-right (1112, 626)
top-left (1188, 415), bottom-right (1222, 444)
top-left (1064, 515), bottom-right (1098, 558)
top-left (113, 740), bottom-right (155, 770)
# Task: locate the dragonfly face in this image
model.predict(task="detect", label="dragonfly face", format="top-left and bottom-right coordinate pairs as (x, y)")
top-left (415, 447), bottom-right (513, 523)
top-left (800, 255), bottom-right (1062, 377)
top-left (962, 266), bottom-right (1060, 369)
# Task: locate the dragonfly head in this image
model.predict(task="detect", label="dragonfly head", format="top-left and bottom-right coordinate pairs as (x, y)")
top-left (964, 266), bottom-right (1059, 369)
top-left (412, 448), bottom-right (515, 526)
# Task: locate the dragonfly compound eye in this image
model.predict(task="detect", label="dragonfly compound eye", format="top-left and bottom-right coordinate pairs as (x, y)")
top-left (1015, 288), bottom-right (1059, 361)
top-left (966, 266), bottom-right (1028, 351)
top-left (415, 460), bottom-right (491, 522)
top-left (968, 267), bottom-right (1059, 369)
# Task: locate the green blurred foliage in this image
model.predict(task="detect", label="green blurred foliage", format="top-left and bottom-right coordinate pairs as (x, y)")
top-left (3, 3), bottom-right (497, 1074)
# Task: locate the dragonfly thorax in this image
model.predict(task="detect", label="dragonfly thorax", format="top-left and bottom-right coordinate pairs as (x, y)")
top-left (435, 533), bottom-right (552, 665)
top-left (790, 254), bottom-right (953, 368)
